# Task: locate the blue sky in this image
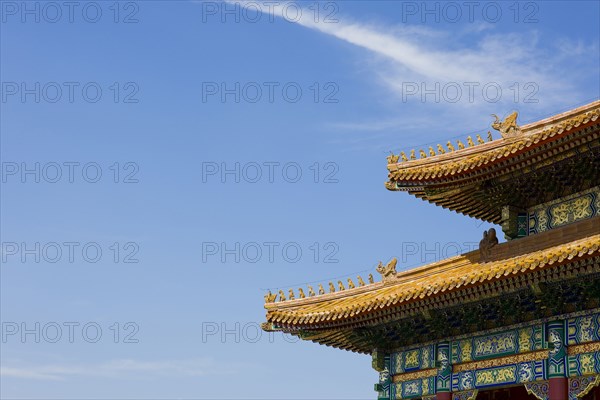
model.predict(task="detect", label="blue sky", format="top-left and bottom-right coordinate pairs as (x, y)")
top-left (1, 0), bottom-right (598, 398)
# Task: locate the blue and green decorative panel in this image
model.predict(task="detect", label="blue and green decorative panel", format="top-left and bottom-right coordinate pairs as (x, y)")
top-left (474, 365), bottom-right (517, 388)
top-left (392, 344), bottom-right (435, 374)
top-left (567, 352), bottom-right (600, 377)
top-left (451, 325), bottom-right (544, 364)
top-left (452, 371), bottom-right (476, 391)
top-left (437, 342), bottom-right (452, 393)
top-left (451, 360), bottom-right (546, 391)
top-left (473, 331), bottom-right (518, 360)
top-left (452, 339), bottom-right (474, 364)
top-left (567, 313), bottom-right (600, 345)
top-left (569, 375), bottom-right (600, 400)
top-left (528, 187), bottom-right (599, 234)
top-left (392, 377), bottom-right (436, 399)
top-left (375, 354), bottom-right (392, 400)
top-left (548, 320), bottom-right (567, 378)
top-left (517, 325), bottom-right (545, 353)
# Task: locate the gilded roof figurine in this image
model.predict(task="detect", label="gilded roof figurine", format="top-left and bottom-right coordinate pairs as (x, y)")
top-left (467, 136), bottom-right (475, 147)
top-left (476, 134), bottom-right (485, 144)
top-left (437, 144), bottom-right (446, 154)
top-left (298, 288), bottom-right (305, 299)
top-left (368, 274), bottom-right (374, 284)
top-left (318, 284), bottom-right (325, 295)
top-left (410, 149), bottom-right (416, 160)
top-left (386, 152), bottom-right (399, 164)
top-left (347, 278), bottom-right (355, 289)
top-left (487, 131), bottom-right (493, 142)
top-left (429, 146), bottom-right (436, 156)
top-left (376, 258), bottom-right (398, 281)
top-left (491, 111), bottom-right (521, 138)
top-left (264, 291), bottom-right (277, 303)
top-left (400, 151), bottom-right (408, 162)
top-left (357, 276), bottom-right (365, 286)
top-left (338, 281), bottom-right (345, 291)
top-left (446, 141), bottom-right (455, 152)
top-left (457, 140), bottom-right (465, 149)
top-left (278, 290), bottom-right (286, 302)
top-left (329, 282), bottom-right (336, 293)
top-left (288, 289), bottom-right (295, 300)
top-left (419, 149), bottom-right (427, 159)
top-left (307, 286), bottom-right (315, 297)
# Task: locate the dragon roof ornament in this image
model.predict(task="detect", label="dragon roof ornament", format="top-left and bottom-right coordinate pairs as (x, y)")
top-left (491, 111), bottom-right (521, 138)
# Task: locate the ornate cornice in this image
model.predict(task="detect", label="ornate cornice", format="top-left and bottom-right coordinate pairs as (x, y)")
top-left (568, 341), bottom-right (600, 356)
top-left (387, 101), bottom-right (600, 182)
top-left (265, 234), bottom-right (599, 328)
top-left (392, 368), bottom-right (437, 382)
top-left (453, 350), bottom-right (548, 373)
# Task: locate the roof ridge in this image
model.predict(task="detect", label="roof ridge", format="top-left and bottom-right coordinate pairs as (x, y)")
top-left (265, 233), bottom-right (600, 326)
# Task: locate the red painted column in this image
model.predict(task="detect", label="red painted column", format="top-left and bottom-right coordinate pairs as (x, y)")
top-left (549, 377), bottom-right (568, 400)
top-left (436, 392), bottom-right (452, 400)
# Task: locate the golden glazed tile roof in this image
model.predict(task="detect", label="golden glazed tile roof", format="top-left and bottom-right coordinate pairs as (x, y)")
top-left (386, 100), bottom-right (600, 184)
top-left (384, 100), bottom-right (600, 223)
top-left (263, 219), bottom-right (600, 330)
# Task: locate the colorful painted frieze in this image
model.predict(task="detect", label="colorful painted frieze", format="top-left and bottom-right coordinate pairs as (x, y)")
top-left (451, 360), bottom-right (546, 391)
top-left (567, 312), bottom-right (600, 345)
top-left (393, 377), bottom-right (436, 399)
top-left (528, 188), bottom-right (600, 235)
top-left (451, 325), bottom-right (543, 364)
top-left (568, 352), bottom-right (600, 377)
top-left (392, 344), bottom-right (435, 374)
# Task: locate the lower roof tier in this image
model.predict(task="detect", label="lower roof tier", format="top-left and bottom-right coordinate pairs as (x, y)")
top-left (262, 217), bottom-right (600, 352)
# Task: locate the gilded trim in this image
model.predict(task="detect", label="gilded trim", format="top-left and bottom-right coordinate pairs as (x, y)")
top-left (577, 375), bottom-right (600, 398)
top-left (453, 350), bottom-right (549, 373)
top-left (392, 368), bottom-right (437, 383)
top-left (525, 380), bottom-right (549, 400)
top-left (453, 389), bottom-right (479, 400)
top-left (569, 375), bottom-right (600, 399)
top-left (568, 341), bottom-right (600, 356)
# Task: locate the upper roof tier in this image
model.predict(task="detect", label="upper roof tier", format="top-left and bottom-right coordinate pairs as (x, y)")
top-left (386, 100), bottom-right (600, 223)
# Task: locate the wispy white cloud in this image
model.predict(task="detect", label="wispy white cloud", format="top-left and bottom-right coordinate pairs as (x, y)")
top-left (226, 1), bottom-right (577, 89)
top-left (222, 1), bottom-right (597, 146)
top-left (1, 367), bottom-right (63, 381)
top-left (1, 358), bottom-right (235, 381)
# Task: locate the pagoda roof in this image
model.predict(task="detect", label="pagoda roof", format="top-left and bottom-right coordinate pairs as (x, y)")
top-left (262, 217), bottom-right (600, 352)
top-left (386, 100), bottom-right (600, 223)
